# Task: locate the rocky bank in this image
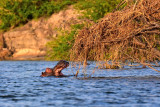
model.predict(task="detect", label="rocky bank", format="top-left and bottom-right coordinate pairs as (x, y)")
top-left (0, 6), bottom-right (81, 60)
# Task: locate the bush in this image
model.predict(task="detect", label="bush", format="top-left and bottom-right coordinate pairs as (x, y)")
top-left (46, 24), bottom-right (84, 60)
top-left (0, 0), bottom-right (76, 31)
top-left (71, 0), bottom-right (160, 65)
top-left (75, 0), bottom-right (121, 22)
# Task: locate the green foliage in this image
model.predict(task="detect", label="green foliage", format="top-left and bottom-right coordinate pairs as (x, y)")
top-left (0, 0), bottom-right (76, 31)
top-left (75, 0), bottom-right (121, 22)
top-left (0, 0), bottom-right (123, 60)
top-left (46, 0), bottom-right (122, 60)
top-left (46, 24), bottom-right (84, 60)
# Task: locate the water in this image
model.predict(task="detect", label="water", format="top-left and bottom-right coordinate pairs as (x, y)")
top-left (0, 61), bottom-right (160, 107)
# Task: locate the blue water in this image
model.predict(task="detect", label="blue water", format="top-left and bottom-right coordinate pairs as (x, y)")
top-left (0, 61), bottom-right (160, 107)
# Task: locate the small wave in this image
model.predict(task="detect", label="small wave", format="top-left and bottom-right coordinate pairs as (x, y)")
top-left (77, 76), bottom-right (160, 80)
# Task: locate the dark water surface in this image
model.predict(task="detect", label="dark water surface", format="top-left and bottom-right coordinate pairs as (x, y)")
top-left (0, 61), bottom-right (160, 107)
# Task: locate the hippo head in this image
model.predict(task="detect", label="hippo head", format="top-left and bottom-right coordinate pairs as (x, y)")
top-left (41, 68), bottom-right (53, 77)
top-left (41, 60), bottom-right (69, 77)
top-left (53, 60), bottom-right (69, 76)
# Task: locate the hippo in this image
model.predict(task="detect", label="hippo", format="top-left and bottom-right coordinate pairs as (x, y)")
top-left (41, 60), bottom-right (69, 77)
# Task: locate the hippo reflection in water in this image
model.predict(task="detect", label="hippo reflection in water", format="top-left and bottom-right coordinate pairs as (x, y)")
top-left (41, 60), bottom-right (69, 77)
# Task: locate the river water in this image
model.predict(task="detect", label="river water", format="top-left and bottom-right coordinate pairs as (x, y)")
top-left (0, 61), bottom-right (160, 107)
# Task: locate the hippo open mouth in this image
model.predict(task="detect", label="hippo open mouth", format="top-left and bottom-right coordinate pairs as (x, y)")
top-left (41, 60), bottom-right (69, 77)
top-left (53, 60), bottom-right (69, 76)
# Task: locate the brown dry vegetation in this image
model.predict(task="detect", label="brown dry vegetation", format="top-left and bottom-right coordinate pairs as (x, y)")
top-left (71, 0), bottom-right (160, 70)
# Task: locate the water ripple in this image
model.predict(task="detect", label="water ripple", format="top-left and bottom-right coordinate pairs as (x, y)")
top-left (0, 61), bottom-right (160, 106)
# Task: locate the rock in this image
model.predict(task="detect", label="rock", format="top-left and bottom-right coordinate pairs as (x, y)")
top-left (0, 33), bottom-right (4, 49)
top-left (0, 48), bottom-right (12, 60)
top-left (2, 6), bottom-right (81, 60)
top-left (0, 33), bottom-right (11, 60)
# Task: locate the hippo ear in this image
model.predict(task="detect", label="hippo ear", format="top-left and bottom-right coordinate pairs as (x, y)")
top-left (41, 72), bottom-right (44, 77)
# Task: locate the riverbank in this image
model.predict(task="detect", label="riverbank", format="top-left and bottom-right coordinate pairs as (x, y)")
top-left (0, 0), bottom-right (121, 61)
top-left (0, 6), bottom-right (81, 60)
top-left (0, 0), bottom-right (159, 63)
